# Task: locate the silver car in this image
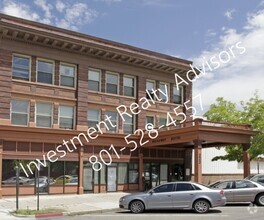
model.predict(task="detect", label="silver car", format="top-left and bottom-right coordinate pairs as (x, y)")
top-left (119, 182), bottom-right (226, 214)
top-left (210, 179), bottom-right (264, 206)
top-left (248, 174), bottom-right (264, 186)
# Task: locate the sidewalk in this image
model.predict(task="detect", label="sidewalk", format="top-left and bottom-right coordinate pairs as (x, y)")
top-left (0, 192), bottom-right (130, 219)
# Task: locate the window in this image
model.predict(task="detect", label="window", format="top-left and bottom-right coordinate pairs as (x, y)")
top-left (37, 60), bottom-right (54, 84)
top-left (88, 69), bottom-right (100, 91)
top-left (60, 64), bottom-right (75, 87)
top-left (159, 117), bottom-right (167, 127)
top-left (36, 102), bottom-right (53, 128)
top-left (129, 163), bottom-right (138, 183)
top-left (173, 86), bottom-right (183, 104)
top-left (118, 163), bottom-right (128, 184)
top-left (176, 183), bottom-right (194, 191)
top-left (153, 183), bottom-right (174, 193)
top-left (106, 73), bottom-right (118, 94)
top-left (146, 80), bottom-right (155, 99)
top-left (11, 100), bottom-right (29, 126)
top-left (146, 116), bottom-right (155, 126)
top-left (235, 180), bottom-right (257, 189)
top-left (124, 76), bottom-right (135, 97)
top-left (159, 82), bottom-right (169, 101)
top-left (105, 111), bottom-right (118, 133)
top-left (87, 109), bottom-right (100, 128)
top-left (12, 55), bottom-right (30, 80)
top-left (59, 106), bottom-right (74, 129)
top-left (123, 115), bottom-right (134, 134)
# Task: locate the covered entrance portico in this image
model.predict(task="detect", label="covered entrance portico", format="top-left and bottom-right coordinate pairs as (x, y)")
top-left (139, 118), bottom-right (257, 189)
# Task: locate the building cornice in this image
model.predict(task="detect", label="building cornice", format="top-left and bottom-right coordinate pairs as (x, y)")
top-left (0, 13), bottom-right (192, 75)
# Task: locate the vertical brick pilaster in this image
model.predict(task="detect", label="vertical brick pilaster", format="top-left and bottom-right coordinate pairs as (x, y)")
top-left (31, 56), bottom-right (36, 82)
top-left (0, 49), bottom-right (12, 125)
top-left (0, 140), bottom-right (3, 198)
top-left (53, 102), bottom-right (59, 129)
top-left (184, 82), bottom-right (192, 121)
top-left (136, 76), bottom-right (146, 130)
top-left (76, 64), bottom-right (88, 131)
top-left (54, 60), bottom-right (60, 86)
top-left (101, 70), bottom-right (105, 93)
top-left (119, 73), bottom-right (123, 95)
top-left (29, 99), bottom-right (36, 127)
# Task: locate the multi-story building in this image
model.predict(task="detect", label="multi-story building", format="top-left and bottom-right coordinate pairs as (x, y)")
top-left (0, 14), bottom-right (255, 198)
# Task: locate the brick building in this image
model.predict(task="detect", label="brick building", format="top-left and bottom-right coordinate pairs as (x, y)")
top-left (0, 14), bottom-right (256, 198)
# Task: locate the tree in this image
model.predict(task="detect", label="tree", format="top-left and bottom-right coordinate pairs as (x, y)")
top-left (204, 92), bottom-right (264, 162)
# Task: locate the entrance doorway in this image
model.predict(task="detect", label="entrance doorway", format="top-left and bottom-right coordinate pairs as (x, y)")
top-left (107, 166), bottom-right (117, 192)
top-left (83, 163), bottom-right (93, 192)
top-left (171, 164), bottom-right (184, 181)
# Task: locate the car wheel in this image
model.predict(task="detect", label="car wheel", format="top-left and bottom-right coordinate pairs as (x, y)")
top-left (193, 199), bottom-right (210, 213)
top-left (129, 200), bottom-right (145, 213)
top-left (255, 193), bottom-right (264, 206)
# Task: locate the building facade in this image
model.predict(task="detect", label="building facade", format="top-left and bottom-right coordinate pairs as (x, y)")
top-left (0, 14), bottom-right (256, 198)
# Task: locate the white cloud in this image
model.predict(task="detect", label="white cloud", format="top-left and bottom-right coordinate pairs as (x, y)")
top-left (0, 0), bottom-right (98, 31)
top-left (1, 0), bottom-right (40, 21)
top-left (192, 9), bottom-right (264, 115)
top-left (55, 0), bottom-right (66, 12)
top-left (224, 9), bottom-right (236, 20)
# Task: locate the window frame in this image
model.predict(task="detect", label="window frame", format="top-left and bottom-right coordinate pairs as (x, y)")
top-left (58, 105), bottom-right (75, 130)
top-left (35, 102), bottom-right (53, 128)
top-left (11, 99), bottom-right (30, 126)
top-left (123, 75), bottom-right (136, 97)
top-left (87, 109), bottom-right (101, 128)
top-left (173, 85), bottom-right (183, 105)
top-left (105, 110), bottom-right (118, 133)
top-left (12, 54), bottom-right (31, 81)
top-left (146, 79), bottom-right (156, 100)
top-left (123, 114), bottom-right (135, 134)
top-left (146, 116), bottom-right (155, 127)
top-left (105, 71), bottom-right (119, 95)
top-left (159, 82), bottom-right (170, 102)
top-left (36, 58), bottom-right (55, 85)
top-left (59, 62), bottom-right (77, 88)
top-left (88, 68), bottom-right (101, 92)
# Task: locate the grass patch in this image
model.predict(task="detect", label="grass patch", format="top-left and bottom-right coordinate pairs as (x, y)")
top-left (11, 208), bottom-right (65, 216)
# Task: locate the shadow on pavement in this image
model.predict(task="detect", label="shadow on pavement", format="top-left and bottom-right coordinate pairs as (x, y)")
top-left (116, 209), bottom-right (222, 215)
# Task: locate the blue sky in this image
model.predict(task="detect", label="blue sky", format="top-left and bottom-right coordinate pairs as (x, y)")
top-left (1, 0), bottom-right (264, 113)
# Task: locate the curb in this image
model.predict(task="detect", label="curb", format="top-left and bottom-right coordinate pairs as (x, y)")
top-left (67, 208), bottom-right (122, 216)
top-left (35, 212), bottom-right (64, 218)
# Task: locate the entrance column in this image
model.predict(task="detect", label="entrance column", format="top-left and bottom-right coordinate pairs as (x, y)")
top-left (243, 144), bottom-right (250, 178)
top-left (193, 140), bottom-right (202, 183)
top-left (78, 146), bottom-right (84, 194)
top-left (138, 153), bottom-right (143, 191)
top-left (0, 140), bottom-right (3, 198)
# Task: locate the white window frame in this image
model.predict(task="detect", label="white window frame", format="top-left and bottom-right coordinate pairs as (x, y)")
top-left (123, 75), bottom-right (136, 97)
top-left (173, 85), bottom-right (183, 105)
top-left (87, 109), bottom-right (101, 127)
top-left (59, 105), bottom-right (75, 130)
top-left (35, 102), bottom-right (53, 128)
top-left (105, 71), bottom-right (119, 95)
top-left (159, 82), bottom-right (170, 102)
top-left (105, 110), bottom-right (118, 133)
top-left (36, 58), bottom-right (55, 85)
top-left (123, 114), bottom-right (135, 134)
top-left (12, 54), bottom-right (31, 81)
top-left (146, 79), bottom-right (156, 100)
top-left (59, 62), bottom-right (77, 88)
top-left (10, 99), bottom-right (30, 126)
top-left (88, 68), bottom-right (101, 92)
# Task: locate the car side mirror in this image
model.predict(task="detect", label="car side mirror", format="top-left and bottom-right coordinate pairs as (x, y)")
top-left (149, 190), bottom-right (154, 195)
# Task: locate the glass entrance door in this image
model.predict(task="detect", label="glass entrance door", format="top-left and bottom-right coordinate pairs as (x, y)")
top-left (83, 163), bottom-right (93, 192)
top-left (107, 166), bottom-right (117, 192)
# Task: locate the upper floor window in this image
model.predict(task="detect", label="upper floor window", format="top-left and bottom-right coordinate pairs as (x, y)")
top-left (105, 111), bottom-right (118, 133)
top-left (12, 55), bottom-right (30, 81)
top-left (159, 117), bottom-right (167, 127)
top-left (11, 100), bottom-right (29, 126)
top-left (37, 60), bottom-right (54, 84)
top-left (146, 116), bottom-right (155, 127)
top-left (106, 73), bottom-right (118, 94)
top-left (88, 69), bottom-right (100, 91)
top-left (146, 80), bottom-right (155, 99)
top-left (36, 102), bottom-right (53, 128)
top-left (123, 115), bottom-right (134, 134)
top-left (159, 82), bottom-right (169, 102)
top-left (87, 109), bottom-right (100, 128)
top-left (124, 76), bottom-right (135, 97)
top-left (59, 105), bottom-right (74, 129)
top-left (173, 86), bottom-right (183, 104)
top-left (60, 64), bottom-right (75, 87)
